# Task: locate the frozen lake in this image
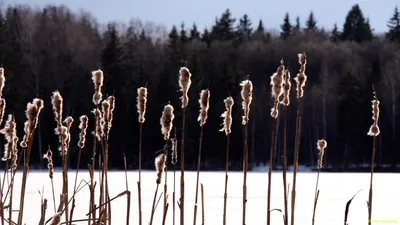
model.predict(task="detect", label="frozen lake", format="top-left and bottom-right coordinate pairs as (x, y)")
top-left (5, 170), bottom-right (399, 225)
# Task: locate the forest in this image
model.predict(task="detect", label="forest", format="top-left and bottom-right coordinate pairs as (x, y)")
top-left (0, 3), bottom-right (399, 171)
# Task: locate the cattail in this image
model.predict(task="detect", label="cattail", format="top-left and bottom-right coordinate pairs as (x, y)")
top-left (92, 70), bottom-right (104, 105)
top-left (20, 99), bottom-right (43, 148)
top-left (51, 91), bottom-right (63, 130)
top-left (0, 98), bottom-right (6, 126)
top-left (56, 125), bottom-right (68, 155)
top-left (281, 70), bottom-right (291, 106)
top-left (155, 153), bottom-right (166, 184)
top-left (0, 114), bottom-right (16, 161)
top-left (368, 91), bottom-right (380, 137)
top-left (160, 104), bottom-right (175, 140)
top-left (48, 212), bottom-right (62, 225)
top-left (171, 137), bottom-right (178, 165)
top-left (107, 96), bottom-right (115, 134)
top-left (270, 60), bottom-right (285, 118)
top-left (317, 139), bottom-right (327, 169)
top-left (92, 108), bottom-right (104, 141)
top-left (179, 67), bottom-right (192, 108)
top-left (137, 87), bottom-right (147, 123)
top-left (294, 53), bottom-right (307, 98)
top-left (64, 116), bottom-right (74, 148)
top-left (0, 67), bottom-right (5, 99)
top-left (20, 121), bottom-right (30, 148)
top-left (102, 99), bottom-right (110, 135)
top-left (240, 79), bottom-right (253, 125)
top-left (43, 149), bottom-right (54, 179)
top-left (219, 97), bottom-right (234, 135)
top-left (198, 89), bottom-right (210, 127)
top-left (11, 136), bottom-right (18, 170)
top-left (78, 115), bottom-right (88, 148)
top-left (32, 98), bottom-right (44, 129)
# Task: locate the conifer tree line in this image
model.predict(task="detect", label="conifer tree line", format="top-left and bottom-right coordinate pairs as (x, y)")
top-left (0, 3), bottom-right (399, 171)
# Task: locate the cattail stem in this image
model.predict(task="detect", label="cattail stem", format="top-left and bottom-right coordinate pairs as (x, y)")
top-left (223, 133), bottom-right (230, 225)
top-left (290, 97), bottom-right (303, 225)
top-left (149, 184), bottom-right (160, 225)
top-left (163, 140), bottom-right (169, 224)
top-left (62, 149), bottom-right (69, 225)
top-left (180, 106), bottom-right (186, 225)
top-left (282, 106), bottom-right (289, 225)
top-left (173, 164), bottom-right (176, 225)
top-left (201, 183), bottom-right (205, 225)
top-left (8, 167), bottom-right (13, 225)
top-left (138, 122), bottom-right (143, 225)
top-left (312, 168), bottom-right (321, 225)
top-left (51, 178), bottom-right (56, 213)
top-left (267, 118), bottom-right (277, 225)
top-left (193, 125), bottom-right (204, 225)
top-left (368, 136), bottom-right (376, 225)
top-left (70, 147), bottom-right (83, 220)
top-left (242, 123), bottom-right (249, 225)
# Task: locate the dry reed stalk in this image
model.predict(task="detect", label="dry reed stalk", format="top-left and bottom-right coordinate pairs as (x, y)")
top-left (150, 154), bottom-right (166, 225)
top-left (312, 139), bottom-right (327, 225)
top-left (240, 78), bottom-right (253, 225)
top-left (43, 148), bottom-right (56, 213)
top-left (267, 60), bottom-right (285, 225)
top-left (281, 69), bottom-right (291, 225)
top-left (290, 53), bottom-right (308, 225)
top-left (137, 86), bottom-right (147, 225)
top-left (123, 154), bottom-right (130, 225)
top-left (219, 96), bottom-right (234, 225)
top-left (161, 103), bottom-right (175, 223)
top-left (171, 129), bottom-right (178, 225)
top-left (193, 89), bottom-right (210, 225)
top-left (104, 96), bottom-right (115, 225)
top-left (367, 87), bottom-right (380, 225)
top-left (201, 183), bottom-right (205, 225)
top-left (178, 66), bottom-right (192, 225)
top-left (17, 98), bottom-right (43, 225)
top-left (39, 198), bottom-right (47, 225)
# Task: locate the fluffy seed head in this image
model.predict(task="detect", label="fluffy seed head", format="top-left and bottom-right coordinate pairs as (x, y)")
top-left (294, 53), bottom-right (307, 98)
top-left (11, 136), bottom-right (18, 170)
top-left (106, 96), bottom-right (115, 134)
top-left (0, 68), bottom-right (5, 99)
top-left (281, 70), bottom-right (291, 106)
top-left (171, 137), bottom-right (178, 165)
top-left (179, 67), bottom-right (192, 108)
top-left (240, 79), bottom-right (253, 125)
top-left (219, 96), bottom-right (234, 135)
top-left (317, 139), bottom-right (327, 169)
top-left (198, 89), bottom-right (210, 127)
top-left (43, 149), bottom-right (54, 179)
top-left (0, 115), bottom-right (16, 161)
top-left (155, 153), bottom-right (166, 184)
top-left (270, 60), bottom-right (285, 118)
top-left (137, 87), bottom-right (148, 123)
top-left (78, 115), bottom-right (88, 148)
top-left (92, 108), bottom-right (104, 141)
top-left (0, 98), bottom-right (6, 126)
top-left (51, 91), bottom-right (63, 128)
top-left (160, 104), bottom-right (175, 140)
top-left (368, 89), bottom-right (380, 137)
top-left (20, 121), bottom-right (29, 148)
top-left (64, 116), bottom-right (74, 148)
top-left (91, 70), bottom-right (104, 105)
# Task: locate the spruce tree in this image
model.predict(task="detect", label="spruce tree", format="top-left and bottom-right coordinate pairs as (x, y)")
top-left (280, 12), bottom-right (292, 39)
top-left (168, 25), bottom-right (179, 49)
top-left (330, 23), bottom-right (341, 42)
top-left (210, 8), bottom-right (236, 41)
top-left (293, 16), bottom-right (301, 34)
top-left (386, 6), bottom-right (400, 43)
top-left (202, 28), bottom-right (211, 45)
top-left (252, 19), bottom-right (265, 40)
top-left (341, 4), bottom-right (373, 43)
top-left (236, 14), bottom-right (252, 42)
top-left (190, 23), bottom-right (201, 40)
top-left (305, 11), bottom-right (317, 31)
top-left (180, 22), bottom-right (188, 44)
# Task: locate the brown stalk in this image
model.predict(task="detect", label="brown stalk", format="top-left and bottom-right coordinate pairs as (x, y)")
top-left (171, 129), bottom-right (177, 225)
top-left (149, 184), bottom-right (160, 225)
top-left (222, 134), bottom-right (230, 225)
top-left (163, 140), bottom-right (169, 225)
top-left (312, 139), bottom-right (326, 225)
top-left (267, 118), bottom-right (277, 225)
top-left (137, 122), bottom-right (143, 225)
top-left (282, 106), bottom-right (289, 225)
top-left (201, 183), bottom-right (205, 225)
top-left (124, 154), bottom-right (130, 225)
top-left (193, 125), bottom-right (204, 225)
top-left (242, 123), bottom-right (249, 225)
top-left (39, 198), bottom-right (48, 225)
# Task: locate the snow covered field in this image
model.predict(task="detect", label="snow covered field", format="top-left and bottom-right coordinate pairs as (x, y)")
top-left (7, 170), bottom-right (399, 225)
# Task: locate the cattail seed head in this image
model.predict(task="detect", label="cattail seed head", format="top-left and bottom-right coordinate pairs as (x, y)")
top-left (155, 153), bottom-right (166, 184)
top-left (294, 53), bottom-right (307, 98)
top-left (56, 125), bottom-right (68, 155)
top-left (0, 98), bottom-right (6, 126)
top-left (20, 121), bottom-right (29, 148)
top-left (270, 60), bottom-right (285, 118)
top-left (281, 70), bottom-right (291, 106)
top-left (219, 96), bottom-right (234, 135)
top-left (92, 108), bottom-right (104, 141)
top-left (160, 104), bottom-right (175, 140)
top-left (102, 100), bottom-right (110, 123)
top-left (179, 67), bottom-right (192, 108)
top-left (0, 115), bottom-right (16, 161)
top-left (317, 139), bottom-right (327, 169)
top-left (21, 99), bottom-right (43, 148)
top-left (137, 87), bottom-right (148, 123)
top-left (107, 96), bottom-right (115, 134)
top-left (171, 137), bottom-right (178, 165)
top-left (51, 91), bottom-right (63, 129)
top-left (198, 89), bottom-right (210, 127)
top-left (0, 68), bottom-right (5, 99)
top-left (11, 136), bottom-right (18, 170)
top-left (368, 90), bottom-right (380, 137)
top-left (32, 98), bottom-right (44, 129)
top-left (240, 79), bottom-right (253, 125)
top-left (78, 115), bottom-right (88, 148)
top-left (64, 116), bottom-right (74, 148)
top-left (92, 70), bottom-right (104, 105)
top-left (43, 149), bottom-right (54, 179)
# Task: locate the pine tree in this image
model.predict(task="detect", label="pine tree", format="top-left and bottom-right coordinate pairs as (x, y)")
top-left (210, 8), bottom-right (236, 41)
top-left (330, 23), bottom-right (341, 42)
top-left (168, 25), bottom-right (179, 49)
top-left (293, 16), bottom-right (301, 34)
top-left (252, 19), bottom-right (265, 40)
top-left (306, 11), bottom-right (317, 31)
top-left (180, 22), bottom-right (188, 44)
top-left (341, 4), bottom-right (373, 43)
top-left (236, 14), bottom-right (252, 42)
top-left (189, 23), bottom-right (201, 40)
top-left (386, 6), bottom-right (400, 43)
top-left (280, 12), bottom-right (292, 39)
top-left (202, 28), bottom-right (211, 45)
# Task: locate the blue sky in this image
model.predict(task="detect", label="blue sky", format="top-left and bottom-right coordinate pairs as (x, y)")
top-left (3, 0), bottom-right (399, 33)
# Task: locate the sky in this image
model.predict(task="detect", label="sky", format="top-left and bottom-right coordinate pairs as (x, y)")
top-left (3, 0), bottom-right (399, 33)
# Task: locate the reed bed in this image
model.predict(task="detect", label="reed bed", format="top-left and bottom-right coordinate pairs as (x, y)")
top-left (0, 53), bottom-right (385, 225)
